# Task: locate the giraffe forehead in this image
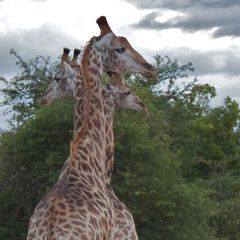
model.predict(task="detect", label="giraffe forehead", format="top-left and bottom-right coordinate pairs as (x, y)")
top-left (118, 36), bottom-right (144, 60)
top-left (116, 84), bottom-right (129, 92)
top-left (110, 35), bottom-right (123, 47)
top-left (118, 36), bottom-right (130, 47)
top-left (56, 62), bottom-right (67, 73)
top-left (96, 32), bottom-right (115, 48)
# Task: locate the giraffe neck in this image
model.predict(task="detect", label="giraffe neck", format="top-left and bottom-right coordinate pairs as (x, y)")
top-left (102, 90), bottom-right (115, 183)
top-left (67, 40), bottom-right (107, 182)
top-left (72, 65), bottom-right (84, 134)
top-left (63, 72), bottom-right (115, 184)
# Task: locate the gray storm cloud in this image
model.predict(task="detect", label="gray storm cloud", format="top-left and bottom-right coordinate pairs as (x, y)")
top-left (123, 0), bottom-right (240, 38)
top-left (0, 25), bottom-right (81, 75)
top-left (158, 48), bottom-right (240, 77)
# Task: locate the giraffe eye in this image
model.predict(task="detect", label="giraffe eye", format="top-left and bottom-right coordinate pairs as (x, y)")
top-left (115, 48), bottom-right (125, 53)
top-left (55, 77), bottom-right (61, 82)
top-left (106, 83), bottom-right (112, 90)
top-left (123, 91), bottom-right (131, 96)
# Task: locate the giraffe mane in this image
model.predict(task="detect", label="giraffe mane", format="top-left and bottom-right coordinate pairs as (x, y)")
top-left (70, 37), bottom-right (95, 162)
top-left (81, 37), bottom-right (95, 57)
top-left (70, 121), bottom-right (88, 161)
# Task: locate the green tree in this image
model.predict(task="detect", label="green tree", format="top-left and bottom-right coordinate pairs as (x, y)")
top-left (112, 90), bottom-right (217, 240)
top-left (1, 51), bottom-right (240, 240)
top-left (0, 99), bottom-right (73, 239)
top-left (0, 49), bottom-right (57, 128)
top-left (193, 97), bottom-right (240, 178)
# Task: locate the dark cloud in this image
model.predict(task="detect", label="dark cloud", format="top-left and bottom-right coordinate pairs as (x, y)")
top-left (122, 0), bottom-right (240, 10)
top-left (218, 84), bottom-right (240, 99)
top-left (210, 80), bottom-right (240, 106)
top-left (0, 25), bottom-right (81, 75)
top-left (154, 46), bottom-right (240, 105)
top-left (158, 47), bottom-right (240, 77)
top-left (124, 0), bottom-right (240, 38)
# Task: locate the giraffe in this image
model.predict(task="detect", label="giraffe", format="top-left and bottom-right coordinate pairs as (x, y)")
top-left (39, 48), bottom-right (83, 134)
top-left (38, 48), bottom-right (80, 106)
top-left (27, 16), bottom-right (156, 240)
top-left (39, 49), bottom-right (148, 239)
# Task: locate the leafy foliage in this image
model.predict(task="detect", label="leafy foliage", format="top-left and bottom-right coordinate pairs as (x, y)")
top-left (0, 49), bottom-right (57, 128)
top-left (0, 99), bottom-right (73, 239)
top-left (0, 51), bottom-right (240, 240)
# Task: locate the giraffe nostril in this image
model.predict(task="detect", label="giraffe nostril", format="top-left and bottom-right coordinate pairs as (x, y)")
top-left (137, 101), bottom-right (148, 116)
top-left (40, 98), bottom-right (48, 105)
top-left (138, 101), bottom-right (146, 109)
top-left (55, 77), bottom-right (61, 82)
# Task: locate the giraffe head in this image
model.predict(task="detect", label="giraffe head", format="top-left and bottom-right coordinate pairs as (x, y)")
top-left (39, 48), bottom-right (80, 104)
top-left (39, 50), bottom-right (147, 114)
top-left (54, 48), bottom-right (78, 86)
top-left (106, 72), bottom-right (148, 115)
top-left (94, 16), bottom-right (157, 79)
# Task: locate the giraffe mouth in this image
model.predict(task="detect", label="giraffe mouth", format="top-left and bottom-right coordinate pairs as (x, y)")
top-left (106, 71), bottom-right (114, 76)
top-left (141, 63), bottom-right (157, 79)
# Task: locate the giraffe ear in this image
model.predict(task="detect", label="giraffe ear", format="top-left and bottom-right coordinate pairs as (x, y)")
top-left (94, 32), bottom-right (113, 50)
top-left (63, 62), bottom-right (77, 78)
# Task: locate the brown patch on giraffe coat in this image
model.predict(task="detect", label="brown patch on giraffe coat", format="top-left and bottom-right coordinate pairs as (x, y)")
top-left (92, 118), bottom-right (101, 131)
top-left (87, 202), bottom-right (100, 215)
top-left (81, 162), bottom-right (92, 172)
top-left (92, 57), bottom-right (98, 66)
top-left (76, 86), bottom-right (84, 98)
top-left (91, 131), bottom-right (102, 150)
top-left (62, 223), bottom-right (72, 229)
top-left (68, 176), bottom-right (78, 183)
top-left (58, 202), bottom-right (66, 210)
top-left (42, 220), bottom-right (48, 227)
top-left (58, 217), bottom-right (68, 224)
top-left (81, 235), bottom-right (88, 240)
top-left (85, 191), bottom-right (93, 200)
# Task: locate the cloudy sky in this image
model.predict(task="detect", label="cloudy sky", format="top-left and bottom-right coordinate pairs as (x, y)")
top-left (0, 0), bottom-right (240, 128)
